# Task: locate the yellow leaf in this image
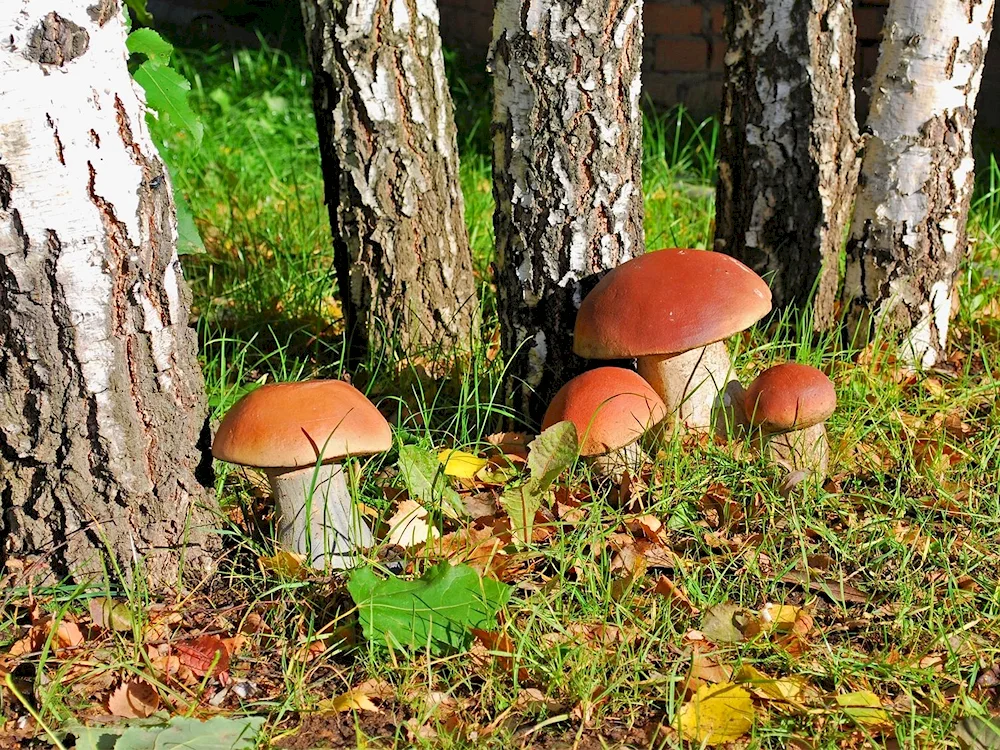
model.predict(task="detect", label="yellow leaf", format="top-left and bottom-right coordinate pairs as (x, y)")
top-left (836, 690), bottom-right (890, 727)
top-left (317, 687), bottom-right (380, 713)
top-left (259, 550), bottom-right (308, 578)
top-left (439, 450), bottom-right (488, 479)
top-left (674, 682), bottom-right (754, 745)
top-left (735, 665), bottom-right (807, 704)
top-left (385, 499), bottom-right (439, 548)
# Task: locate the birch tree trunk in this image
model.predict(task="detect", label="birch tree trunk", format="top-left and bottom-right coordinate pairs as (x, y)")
top-left (842, 0), bottom-right (994, 366)
top-left (490, 0), bottom-right (644, 420)
top-left (0, 0), bottom-right (218, 585)
top-left (301, 0), bottom-right (479, 359)
top-left (715, 0), bottom-right (860, 329)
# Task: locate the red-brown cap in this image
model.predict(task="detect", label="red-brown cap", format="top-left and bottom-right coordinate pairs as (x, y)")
top-left (574, 249), bottom-right (772, 359)
top-left (744, 363), bottom-right (836, 433)
top-left (212, 380), bottom-right (392, 468)
top-left (541, 368), bottom-right (667, 456)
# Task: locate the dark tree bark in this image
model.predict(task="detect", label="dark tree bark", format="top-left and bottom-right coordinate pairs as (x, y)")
top-left (0, 1), bottom-right (218, 585)
top-left (301, 0), bottom-right (480, 359)
top-left (842, 0), bottom-right (994, 367)
top-left (715, 0), bottom-right (860, 329)
top-left (490, 0), bottom-right (645, 420)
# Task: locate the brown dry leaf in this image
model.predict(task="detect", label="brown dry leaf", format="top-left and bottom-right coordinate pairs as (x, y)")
top-left (627, 514), bottom-right (664, 542)
top-left (514, 688), bottom-right (563, 715)
top-left (486, 432), bottom-right (532, 461)
top-left (745, 603), bottom-right (814, 638)
top-left (88, 598), bottom-right (132, 632)
top-left (470, 628), bottom-right (531, 682)
top-left (653, 575), bottom-right (699, 616)
top-left (385, 499), bottom-right (439, 548)
top-left (778, 570), bottom-right (869, 605)
top-left (175, 635), bottom-right (230, 677)
top-left (317, 688), bottom-right (380, 713)
top-left (695, 484), bottom-right (744, 531)
top-left (8, 609), bottom-right (84, 657)
top-left (674, 682), bottom-right (755, 745)
top-left (107, 680), bottom-right (160, 718)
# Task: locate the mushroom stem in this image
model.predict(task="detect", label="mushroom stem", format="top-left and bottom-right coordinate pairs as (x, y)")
top-left (752, 423), bottom-right (830, 477)
top-left (637, 341), bottom-right (735, 432)
top-left (586, 440), bottom-right (647, 480)
top-left (266, 463), bottom-right (374, 570)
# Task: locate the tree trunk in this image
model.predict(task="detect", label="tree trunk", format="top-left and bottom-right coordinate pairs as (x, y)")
top-left (842, 0), bottom-right (994, 366)
top-left (301, 0), bottom-right (480, 359)
top-left (0, 0), bottom-right (218, 586)
top-left (715, 0), bottom-right (860, 329)
top-left (491, 0), bottom-right (645, 420)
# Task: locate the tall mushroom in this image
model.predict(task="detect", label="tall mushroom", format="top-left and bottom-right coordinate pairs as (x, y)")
top-left (212, 380), bottom-right (391, 569)
top-left (574, 249), bottom-right (772, 433)
top-left (744, 363), bottom-right (836, 476)
top-left (542, 367), bottom-right (668, 477)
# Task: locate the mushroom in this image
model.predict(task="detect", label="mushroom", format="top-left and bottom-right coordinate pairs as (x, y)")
top-left (743, 363), bottom-right (836, 476)
top-left (574, 249), bottom-right (771, 433)
top-left (541, 367), bottom-right (668, 477)
top-left (212, 380), bottom-right (391, 569)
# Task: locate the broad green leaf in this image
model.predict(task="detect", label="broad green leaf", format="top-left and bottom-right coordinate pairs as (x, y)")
top-left (439, 449), bottom-right (487, 479)
top-left (133, 60), bottom-right (204, 146)
top-left (836, 691), bottom-right (890, 727)
top-left (348, 562), bottom-right (510, 655)
top-left (126, 28), bottom-right (173, 61)
top-left (124, 0), bottom-right (152, 25)
top-left (674, 682), bottom-right (754, 745)
top-left (208, 87), bottom-right (232, 112)
top-left (499, 479), bottom-right (543, 545)
top-left (69, 715), bottom-right (264, 750)
top-left (87, 597), bottom-right (133, 631)
top-left (399, 445), bottom-right (464, 518)
top-left (174, 190), bottom-right (205, 255)
top-left (527, 421), bottom-right (577, 490)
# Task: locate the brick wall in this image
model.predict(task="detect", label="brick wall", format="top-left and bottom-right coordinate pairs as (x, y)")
top-left (439, 0), bottom-right (1000, 131)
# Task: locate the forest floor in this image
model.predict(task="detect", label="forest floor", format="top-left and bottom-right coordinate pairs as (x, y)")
top-left (2, 40), bottom-right (1000, 750)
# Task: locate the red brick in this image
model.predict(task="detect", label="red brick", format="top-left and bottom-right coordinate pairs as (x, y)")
top-left (854, 6), bottom-right (886, 42)
top-left (678, 77), bottom-right (724, 118)
top-left (655, 37), bottom-right (708, 72)
top-left (643, 71), bottom-right (679, 105)
top-left (710, 4), bottom-right (725, 34)
top-left (644, 3), bottom-right (704, 35)
top-left (709, 36), bottom-right (726, 72)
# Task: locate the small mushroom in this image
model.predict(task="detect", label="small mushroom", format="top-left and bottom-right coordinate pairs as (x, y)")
top-left (743, 363), bottom-right (836, 477)
top-left (212, 380), bottom-right (391, 569)
top-left (541, 367), bottom-right (667, 478)
top-left (574, 249), bottom-right (772, 433)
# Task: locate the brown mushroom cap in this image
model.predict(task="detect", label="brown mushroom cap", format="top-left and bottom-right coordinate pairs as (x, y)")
top-left (541, 368), bottom-right (667, 456)
top-left (744, 363), bottom-right (836, 433)
top-left (573, 248), bottom-right (772, 359)
top-left (212, 380), bottom-right (392, 468)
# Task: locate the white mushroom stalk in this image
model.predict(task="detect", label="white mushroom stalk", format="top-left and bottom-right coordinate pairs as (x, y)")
top-left (266, 463), bottom-right (374, 570)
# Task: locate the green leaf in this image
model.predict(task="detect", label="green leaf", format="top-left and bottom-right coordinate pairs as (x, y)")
top-left (527, 421), bottom-right (577, 490)
top-left (68, 715), bottom-right (264, 750)
top-left (499, 479), bottom-right (544, 545)
top-left (133, 60), bottom-right (204, 147)
top-left (398, 445), bottom-right (465, 519)
top-left (348, 562), bottom-right (510, 655)
top-left (124, 0), bottom-right (153, 26)
top-left (174, 190), bottom-right (205, 255)
top-left (126, 28), bottom-right (173, 62)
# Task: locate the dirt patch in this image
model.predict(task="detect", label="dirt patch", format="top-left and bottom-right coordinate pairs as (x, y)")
top-left (274, 706), bottom-right (406, 749)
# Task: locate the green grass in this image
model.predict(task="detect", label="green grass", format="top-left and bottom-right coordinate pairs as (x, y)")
top-left (3, 41), bottom-right (1000, 749)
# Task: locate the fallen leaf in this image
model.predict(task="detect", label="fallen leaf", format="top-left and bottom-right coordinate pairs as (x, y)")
top-left (674, 682), bottom-right (754, 745)
top-left (836, 690), bottom-right (890, 728)
top-left (955, 716), bottom-right (1000, 749)
top-left (317, 688), bottom-right (380, 713)
top-left (653, 575), bottom-right (699, 615)
top-left (175, 635), bottom-right (230, 677)
top-left (88, 598), bottom-right (133, 632)
top-left (778, 570), bottom-right (869, 605)
top-left (107, 680), bottom-right (160, 718)
top-left (486, 432), bottom-right (532, 461)
top-left (700, 603), bottom-right (745, 644)
top-left (259, 550), bottom-right (308, 579)
top-left (385, 499), bottom-right (439, 548)
top-left (735, 665), bottom-right (811, 706)
top-left (439, 450), bottom-right (488, 479)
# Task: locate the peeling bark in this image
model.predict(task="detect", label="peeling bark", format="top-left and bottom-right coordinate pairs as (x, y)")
top-left (842, 0), bottom-right (994, 366)
top-left (715, 0), bottom-right (860, 329)
top-left (301, 0), bottom-right (479, 358)
top-left (490, 0), bottom-right (645, 420)
top-left (0, 0), bottom-right (218, 585)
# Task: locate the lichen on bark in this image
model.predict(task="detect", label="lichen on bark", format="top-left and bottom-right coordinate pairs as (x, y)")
top-left (490, 0), bottom-right (645, 420)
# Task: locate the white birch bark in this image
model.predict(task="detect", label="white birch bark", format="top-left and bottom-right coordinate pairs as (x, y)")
top-left (0, 0), bottom-right (218, 584)
top-left (843, 0), bottom-right (995, 366)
